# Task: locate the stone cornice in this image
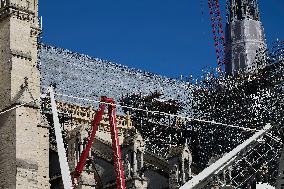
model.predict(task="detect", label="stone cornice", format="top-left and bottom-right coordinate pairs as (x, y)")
top-left (0, 5), bottom-right (33, 21)
top-left (7, 2), bottom-right (35, 14)
top-left (0, 4), bottom-right (41, 37)
top-left (10, 49), bottom-right (32, 61)
top-left (30, 25), bottom-right (41, 37)
top-left (37, 124), bottom-right (50, 129)
top-left (231, 40), bottom-right (266, 46)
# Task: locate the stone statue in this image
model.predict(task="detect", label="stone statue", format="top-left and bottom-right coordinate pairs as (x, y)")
top-left (123, 154), bottom-right (131, 178)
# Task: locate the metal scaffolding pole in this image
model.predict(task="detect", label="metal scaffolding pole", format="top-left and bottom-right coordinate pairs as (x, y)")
top-left (180, 123), bottom-right (272, 189)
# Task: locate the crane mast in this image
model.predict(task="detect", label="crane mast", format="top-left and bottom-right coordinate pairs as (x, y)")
top-left (49, 91), bottom-right (126, 189)
top-left (208, 0), bottom-right (225, 69)
top-left (72, 97), bottom-right (126, 189)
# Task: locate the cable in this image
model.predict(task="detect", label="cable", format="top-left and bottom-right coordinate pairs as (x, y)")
top-left (0, 102), bottom-right (31, 116)
top-left (51, 91), bottom-right (282, 186)
top-left (53, 92), bottom-right (259, 132)
top-left (266, 133), bottom-right (283, 144)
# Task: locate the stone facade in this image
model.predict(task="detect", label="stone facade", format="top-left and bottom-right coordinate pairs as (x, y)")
top-left (0, 0), bottom-right (49, 188)
top-left (0, 0), bottom-right (280, 188)
top-left (168, 144), bottom-right (192, 188)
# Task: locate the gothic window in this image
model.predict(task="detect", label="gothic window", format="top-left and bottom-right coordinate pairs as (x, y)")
top-left (137, 150), bottom-right (142, 170)
top-left (239, 52), bottom-right (246, 70)
top-left (184, 159), bottom-right (190, 180)
top-left (178, 161), bottom-right (183, 183)
top-left (76, 137), bottom-right (80, 161)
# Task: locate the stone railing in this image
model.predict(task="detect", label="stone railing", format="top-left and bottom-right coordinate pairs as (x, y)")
top-left (42, 98), bottom-right (133, 133)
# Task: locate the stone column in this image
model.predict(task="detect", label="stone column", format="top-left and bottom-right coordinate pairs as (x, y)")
top-left (140, 152), bottom-right (144, 170)
top-left (76, 139), bottom-right (80, 164)
top-left (169, 162), bottom-right (179, 189)
top-left (89, 149), bottom-right (92, 158)
top-left (223, 170), bottom-right (226, 184)
top-left (228, 166), bottom-right (232, 184)
top-left (181, 159), bottom-right (185, 183)
top-left (188, 161), bottom-right (191, 178)
top-left (67, 140), bottom-right (73, 166)
top-left (133, 152), bottom-right (137, 176)
top-left (80, 140), bottom-right (84, 156)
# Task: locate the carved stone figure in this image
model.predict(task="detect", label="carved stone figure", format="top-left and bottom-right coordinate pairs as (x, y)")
top-left (124, 154), bottom-right (131, 178)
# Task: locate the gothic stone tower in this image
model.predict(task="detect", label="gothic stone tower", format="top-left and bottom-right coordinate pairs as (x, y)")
top-left (0, 0), bottom-right (49, 188)
top-left (225, 0), bottom-right (266, 75)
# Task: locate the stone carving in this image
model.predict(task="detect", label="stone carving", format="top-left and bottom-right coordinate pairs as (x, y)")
top-left (122, 128), bottom-right (145, 178)
top-left (123, 154), bottom-right (131, 178)
top-left (168, 143), bottom-right (192, 188)
top-left (170, 164), bottom-right (179, 183)
top-left (42, 99), bottom-right (133, 135)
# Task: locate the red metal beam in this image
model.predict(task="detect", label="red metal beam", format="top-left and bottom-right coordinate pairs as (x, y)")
top-left (72, 96), bottom-right (126, 189)
top-left (72, 97), bottom-right (107, 183)
top-left (208, 0), bottom-right (225, 69)
top-left (108, 101), bottom-right (126, 189)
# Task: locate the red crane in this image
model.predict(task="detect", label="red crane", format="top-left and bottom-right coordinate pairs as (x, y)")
top-left (72, 96), bottom-right (126, 189)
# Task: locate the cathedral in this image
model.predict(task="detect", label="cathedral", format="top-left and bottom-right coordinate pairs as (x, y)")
top-left (0, 0), bottom-right (282, 189)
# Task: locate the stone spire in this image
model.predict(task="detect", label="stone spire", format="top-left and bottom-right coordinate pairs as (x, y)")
top-left (228, 0), bottom-right (260, 22)
top-left (122, 128), bottom-right (148, 188)
top-left (168, 143), bottom-right (192, 188)
top-left (225, 0), bottom-right (267, 75)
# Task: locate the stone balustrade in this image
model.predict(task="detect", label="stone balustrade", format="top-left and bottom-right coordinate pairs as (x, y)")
top-left (42, 99), bottom-right (133, 134)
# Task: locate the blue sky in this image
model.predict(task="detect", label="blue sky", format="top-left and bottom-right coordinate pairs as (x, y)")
top-left (39, 0), bottom-right (284, 79)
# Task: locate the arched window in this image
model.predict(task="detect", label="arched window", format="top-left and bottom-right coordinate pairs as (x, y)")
top-left (239, 52), bottom-right (246, 70)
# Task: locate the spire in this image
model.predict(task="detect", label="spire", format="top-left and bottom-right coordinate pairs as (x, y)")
top-left (225, 0), bottom-right (267, 75)
top-left (228, 0), bottom-right (260, 22)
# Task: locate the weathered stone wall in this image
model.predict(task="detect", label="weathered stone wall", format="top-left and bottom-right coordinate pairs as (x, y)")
top-left (0, 1), bottom-right (49, 188)
top-left (144, 170), bottom-right (169, 189)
